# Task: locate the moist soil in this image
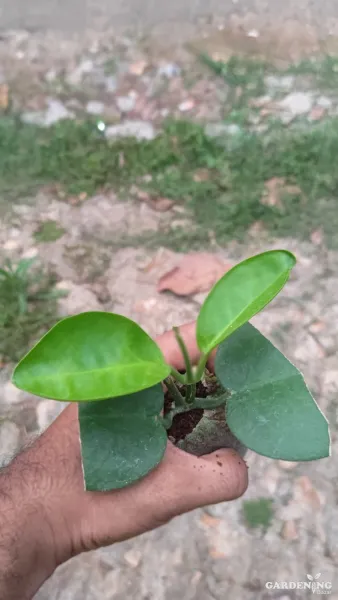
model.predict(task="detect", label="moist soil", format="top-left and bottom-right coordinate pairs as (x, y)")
top-left (165, 377), bottom-right (222, 443)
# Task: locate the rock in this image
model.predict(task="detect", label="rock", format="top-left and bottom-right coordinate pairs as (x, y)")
top-left (105, 120), bottom-right (155, 141)
top-left (22, 99), bottom-right (74, 127)
top-left (158, 63), bottom-right (181, 78)
top-left (37, 400), bottom-right (66, 431)
top-left (66, 59), bottom-right (94, 86)
top-left (55, 281), bottom-right (101, 315)
top-left (279, 92), bottom-right (313, 116)
top-left (3, 381), bottom-right (25, 405)
top-left (116, 93), bottom-right (137, 113)
top-left (205, 123), bottom-right (241, 138)
top-left (317, 95), bottom-right (332, 109)
top-left (86, 101), bottom-right (105, 115)
top-left (265, 75), bottom-right (294, 91)
top-left (124, 549), bottom-right (142, 567)
top-left (178, 99), bottom-right (195, 112)
top-left (0, 420), bottom-right (21, 467)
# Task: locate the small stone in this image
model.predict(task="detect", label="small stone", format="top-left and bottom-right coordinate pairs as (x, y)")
top-left (37, 400), bottom-right (65, 430)
top-left (279, 92), bottom-right (313, 116)
top-left (281, 520), bottom-right (299, 540)
top-left (56, 281), bottom-right (101, 315)
top-left (3, 239), bottom-right (20, 250)
top-left (247, 29), bottom-right (259, 38)
top-left (265, 75), bottom-right (295, 91)
top-left (294, 476), bottom-right (322, 510)
top-left (22, 247), bottom-right (39, 259)
top-left (178, 99), bottom-right (195, 112)
top-left (0, 420), bottom-right (21, 467)
top-left (116, 93), bottom-right (137, 113)
top-left (86, 101), bottom-right (105, 115)
top-left (317, 95), bottom-right (332, 109)
top-left (124, 549), bottom-right (142, 567)
top-left (158, 63), bottom-right (181, 78)
top-left (44, 99), bottom-right (74, 126)
top-left (3, 381), bottom-right (24, 405)
top-left (129, 60), bottom-right (148, 76)
top-left (105, 120), bottom-right (155, 141)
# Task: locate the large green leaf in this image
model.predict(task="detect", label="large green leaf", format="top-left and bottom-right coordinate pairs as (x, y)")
top-left (13, 312), bottom-right (170, 401)
top-left (79, 384), bottom-right (167, 490)
top-left (215, 323), bottom-right (330, 461)
top-left (197, 250), bottom-right (296, 354)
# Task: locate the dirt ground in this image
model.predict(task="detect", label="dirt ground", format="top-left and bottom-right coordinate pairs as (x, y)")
top-left (0, 25), bottom-right (338, 600)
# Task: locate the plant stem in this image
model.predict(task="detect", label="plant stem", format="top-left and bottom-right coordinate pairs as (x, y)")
top-left (194, 353), bottom-right (209, 381)
top-left (173, 326), bottom-right (194, 383)
top-left (170, 367), bottom-right (187, 384)
top-left (185, 383), bottom-right (196, 404)
top-left (164, 377), bottom-right (186, 407)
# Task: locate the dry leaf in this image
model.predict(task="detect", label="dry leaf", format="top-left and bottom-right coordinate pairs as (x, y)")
top-left (209, 546), bottom-right (227, 559)
top-left (294, 476), bottom-right (322, 510)
top-left (157, 253), bottom-right (230, 296)
top-left (199, 513), bottom-right (222, 528)
top-left (0, 83), bottom-right (9, 110)
top-left (193, 168), bottom-right (211, 182)
top-left (132, 186), bottom-right (174, 212)
top-left (129, 60), bottom-right (147, 76)
top-left (261, 177), bottom-right (304, 210)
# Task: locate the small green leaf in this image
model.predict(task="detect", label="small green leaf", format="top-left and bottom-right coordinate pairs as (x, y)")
top-left (215, 323), bottom-right (330, 461)
top-left (79, 384), bottom-right (167, 490)
top-left (13, 312), bottom-right (170, 401)
top-left (197, 250), bottom-right (296, 354)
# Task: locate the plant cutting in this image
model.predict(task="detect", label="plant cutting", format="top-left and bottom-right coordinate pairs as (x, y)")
top-left (12, 250), bottom-right (330, 492)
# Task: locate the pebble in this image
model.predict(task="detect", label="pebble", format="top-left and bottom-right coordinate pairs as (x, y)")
top-left (281, 520), bottom-right (299, 541)
top-left (22, 99), bottom-right (74, 127)
top-left (124, 549), bottom-right (142, 568)
top-left (178, 99), bottom-right (195, 112)
top-left (116, 93), bottom-right (137, 113)
top-left (279, 92), bottom-right (313, 116)
top-left (105, 120), bottom-right (156, 141)
top-left (158, 63), bottom-right (181, 78)
top-left (86, 101), bottom-right (105, 115)
top-left (3, 381), bottom-right (25, 405)
top-left (265, 75), bottom-right (295, 91)
top-left (66, 59), bottom-right (94, 86)
top-left (317, 95), bottom-right (332, 109)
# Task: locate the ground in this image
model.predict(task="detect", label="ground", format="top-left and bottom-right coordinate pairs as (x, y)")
top-left (1, 26), bottom-right (338, 600)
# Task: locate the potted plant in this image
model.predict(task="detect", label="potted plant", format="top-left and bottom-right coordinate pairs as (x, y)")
top-left (12, 250), bottom-right (330, 491)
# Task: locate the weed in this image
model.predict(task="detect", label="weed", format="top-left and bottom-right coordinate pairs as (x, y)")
top-left (243, 498), bottom-right (274, 530)
top-left (0, 258), bottom-right (65, 363)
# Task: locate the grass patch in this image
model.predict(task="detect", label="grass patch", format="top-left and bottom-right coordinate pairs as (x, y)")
top-left (34, 220), bottom-right (66, 243)
top-left (0, 257), bottom-right (65, 363)
top-left (243, 498), bottom-right (274, 530)
top-left (1, 116), bottom-right (338, 249)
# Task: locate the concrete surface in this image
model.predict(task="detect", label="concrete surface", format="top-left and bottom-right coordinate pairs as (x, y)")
top-left (1, 0), bottom-right (338, 35)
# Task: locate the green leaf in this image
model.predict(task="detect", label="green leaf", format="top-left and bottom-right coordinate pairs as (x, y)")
top-left (215, 323), bottom-right (330, 461)
top-left (79, 384), bottom-right (167, 490)
top-left (13, 312), bottom-right (170, 401)
top-left (196, 250), bottom-right (296, 354)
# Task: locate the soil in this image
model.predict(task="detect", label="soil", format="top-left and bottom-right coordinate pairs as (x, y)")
top-left (165, 375), bottom-right (223, 443)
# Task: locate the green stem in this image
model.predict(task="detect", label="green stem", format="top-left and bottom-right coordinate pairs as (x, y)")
top-left (194, 353), bottom-right (209, 381)
top-left (173, 326), bottom-right (193, 383)
top-left (185, 383), bottom-right (196, 404)
top-left (170, 367), bottom-right (187, 384)
top-left (164, 377), bottom-right (186, 407)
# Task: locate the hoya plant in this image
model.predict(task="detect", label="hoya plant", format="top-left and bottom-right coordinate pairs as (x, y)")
top-left (12, 250), bottom-right (330, 491)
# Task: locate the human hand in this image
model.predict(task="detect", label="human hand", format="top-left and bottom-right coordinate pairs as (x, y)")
top-left (0, 322), bottom-right (248, 600)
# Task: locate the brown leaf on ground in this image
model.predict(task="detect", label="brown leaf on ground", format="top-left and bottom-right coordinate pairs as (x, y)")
top-left (261, 177), bottom-right (304, 210)
top-left (157, 253), bottom-right (231, 296)
top-left (131, 186), bottom-right (175, 212)
top-left (294, 476), bottom-right (322, 510)
top-left (199, 513), bottom-right (222, 528)
top-left (193, 168), bottom-right (212, 182)
top-left (0, 84), bottom-right (9, 110)
top-left (281, 520), bottom-right (299, 541)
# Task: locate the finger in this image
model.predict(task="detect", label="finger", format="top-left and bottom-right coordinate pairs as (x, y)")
top-left (156, 321), bottom-right (200, 370)
top-left (91, 444), bottom-right (248, 545)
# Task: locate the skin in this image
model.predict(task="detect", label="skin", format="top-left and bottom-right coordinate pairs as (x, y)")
top-left (0, 322), bottom-right (248, 599)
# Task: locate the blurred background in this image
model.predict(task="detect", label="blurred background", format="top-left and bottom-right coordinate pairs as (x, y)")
top-left (0, 2), bottom-right (338, 599)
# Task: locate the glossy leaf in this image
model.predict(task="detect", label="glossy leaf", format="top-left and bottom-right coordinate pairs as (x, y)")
top-left (215, 323), bottom-right (330, 461)
top-left (197, 250), bottom-right (296, 354)
top-left (13, 312), bottom-right (170, 401)
top-left (79, 384), bottom-right (167, 490)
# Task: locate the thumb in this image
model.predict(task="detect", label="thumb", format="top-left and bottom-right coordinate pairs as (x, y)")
top-left (156, 444), bottom-right (248, 519)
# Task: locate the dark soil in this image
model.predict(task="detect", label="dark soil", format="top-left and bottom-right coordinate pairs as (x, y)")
top-left (165, 374), bottom-right (223, 443)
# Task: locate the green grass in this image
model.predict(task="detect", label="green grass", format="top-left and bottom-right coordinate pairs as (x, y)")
top-left (1, 114), bottom-right (338, 249)
top-left (0, 258), bottom-right (65, 363)
top-left (243, 498), bottom-right (274, 530)
top-left (34, 220), bottom-right (66, 243)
